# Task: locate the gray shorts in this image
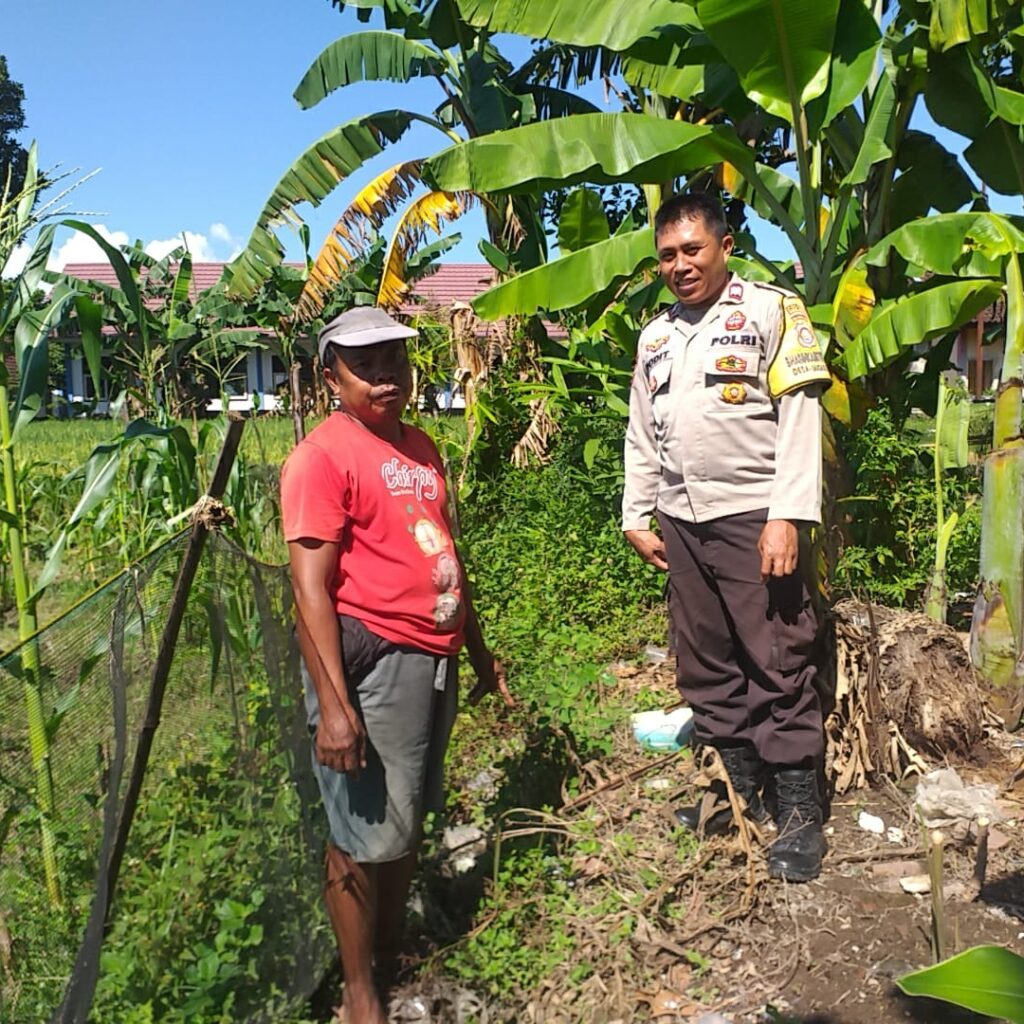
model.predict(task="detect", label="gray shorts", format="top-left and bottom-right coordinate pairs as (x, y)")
top-left (302, 635), bottom-right (458, 863)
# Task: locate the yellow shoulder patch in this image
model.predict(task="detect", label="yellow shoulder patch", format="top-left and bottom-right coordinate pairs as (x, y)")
top-left (767, 295), bottom-right (831, 398)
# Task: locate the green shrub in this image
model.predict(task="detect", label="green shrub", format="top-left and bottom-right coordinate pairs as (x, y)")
top-left (831, 404), bottom-right (981, 607)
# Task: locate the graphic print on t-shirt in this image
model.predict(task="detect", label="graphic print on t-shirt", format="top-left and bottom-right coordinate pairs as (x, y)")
top-left (280, 413), bottom-right (467, 654)
top-left (397, 471), bottom-right (463, 630)
top-left (381, 455), bottom-right (439, 501)
top-left (413, 517), bottom-right (446, 556)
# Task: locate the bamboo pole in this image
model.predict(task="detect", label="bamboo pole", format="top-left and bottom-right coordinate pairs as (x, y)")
top-left (974, 817), bottom-right (990, 895)
top-left (0, 382), bottom-right (62, 907)
top-left (289, 361), bottom-right (306, 444)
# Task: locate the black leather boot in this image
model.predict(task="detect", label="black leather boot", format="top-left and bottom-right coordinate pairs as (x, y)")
top-left (768, 767), bottom-right (827, 882)
top-left (674, 745), bottom-right (770, 836)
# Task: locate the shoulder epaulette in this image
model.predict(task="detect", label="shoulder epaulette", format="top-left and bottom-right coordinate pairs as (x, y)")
top-left (747, 278), bottom-right (800, 299)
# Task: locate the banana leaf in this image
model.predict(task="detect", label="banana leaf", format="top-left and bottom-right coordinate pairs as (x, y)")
top-left (888, 131), bottom-right (976, 223)
top-left (453, 0), bottom-right (699, 52)
top-left (806, 0), bottom-right (881, 134)
top-left (865, 212), bottom-right (1024, 278)
top-left (898, 946), bottom-right (1024, 1022)
top-left (621, 25), bottom-right (708, 100)
top-left (227, 110), bottom-right (421, 297)
top-left (838, 278), bottom-right (1004, 380)
top-left (473, 228), bottom-right (655, 319)
top-left (293, 31), bottom-right (447, 109)
top-left (839, 71), bottom-right (894, 189)
top-left (695, 0), bottom-right (841, 122)
top-left (929, 0), bottom-right (1009, 50)
top-left (425, 112), bottom-right (747, 193)
top-left (557, 188), bottom-right (610, 254)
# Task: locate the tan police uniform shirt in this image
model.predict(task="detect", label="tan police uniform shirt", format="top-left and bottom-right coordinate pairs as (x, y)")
top-left (622, 274), bottom-right (829, 530)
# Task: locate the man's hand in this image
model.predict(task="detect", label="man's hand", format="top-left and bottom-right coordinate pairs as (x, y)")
top-left (468, 654), bottom-right (514, 708)
top-left (315, 703), bottom-right (366, 777)
top-left (625, 528), bottom-right (669, 571)
top-left (758, 519), bottom-right (798, 580)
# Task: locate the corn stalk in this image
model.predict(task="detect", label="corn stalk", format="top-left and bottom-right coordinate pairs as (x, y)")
top-left (0, 147), bottom-right (65, 906)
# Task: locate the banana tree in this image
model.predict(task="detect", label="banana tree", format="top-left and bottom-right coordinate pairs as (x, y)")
top-left (227, 0), bottom-right (601, 317)
top-left (413, 0), bottom-right (1024, 657)
top-left (427, 0), bottom-right (995, 371)
top-left (61, 228), bottom-right (202, 419)
top-left (839, 211), bottom-right (1024, 686)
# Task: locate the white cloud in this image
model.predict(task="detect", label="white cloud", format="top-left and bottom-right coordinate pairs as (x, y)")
top-left (50, 223), bottom-right (130, 271)
top-left (146, 230), bottom-right (222, 262)
top-left (209, 222), bottom-right (242, 260)
top-left (1, 221), bottom-right (243, 280)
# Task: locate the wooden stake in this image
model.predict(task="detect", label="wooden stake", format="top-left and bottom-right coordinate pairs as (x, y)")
top-left (928, 829), bottom-right (946, 963)
top-left (974, 817), bottom-right (990, 896)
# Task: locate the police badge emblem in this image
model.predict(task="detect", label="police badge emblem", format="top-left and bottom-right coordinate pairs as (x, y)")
top-left (721, 382), bottom-right (747, 404)
top-left (724, 311), bottom-right (746, 331)
top-left (728, 281), bottom-right (744, 301)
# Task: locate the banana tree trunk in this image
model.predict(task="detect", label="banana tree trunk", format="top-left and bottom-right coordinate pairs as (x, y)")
top-left (970, 252), bottom-right (1024, 687)
top-left (0, 384), bottom-right (63, 907)
top-left (970, 445), bottom-right (1024, 686)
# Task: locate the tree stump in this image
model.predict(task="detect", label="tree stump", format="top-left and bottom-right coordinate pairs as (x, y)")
top-left (826, 601), bottom-right (988, 793)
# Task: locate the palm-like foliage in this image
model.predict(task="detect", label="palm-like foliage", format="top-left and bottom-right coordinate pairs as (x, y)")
top-left (227, 0), bottom-right (606, 316)
top-left (412, 0), bottom-right (1024, 683)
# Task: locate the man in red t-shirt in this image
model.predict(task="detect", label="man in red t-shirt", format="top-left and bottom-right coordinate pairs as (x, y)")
top-left (281, 307), bottom-right (512, 1024)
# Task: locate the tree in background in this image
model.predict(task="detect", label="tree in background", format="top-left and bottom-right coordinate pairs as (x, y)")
top-left (415, 0), bottom-right (1024, 686)
top-left (0, 56), bottom-right (28, 198)
top-left (226, 0), bottom-right (601, 320)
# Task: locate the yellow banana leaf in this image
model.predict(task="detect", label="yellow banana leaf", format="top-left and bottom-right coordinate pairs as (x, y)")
top-left (832, 256), bottom-right (876, 346)
top-left (296, 160), bottom-right (424, 321)
top-left (377, 190), bottom-right (475, 309)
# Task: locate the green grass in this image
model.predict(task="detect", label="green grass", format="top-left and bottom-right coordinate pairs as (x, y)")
top-left (2, 408), bottom-right (669, 1022)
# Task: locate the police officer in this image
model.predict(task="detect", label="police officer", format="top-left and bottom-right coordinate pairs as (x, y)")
top-left (622, 193), bottom-right (831, 882)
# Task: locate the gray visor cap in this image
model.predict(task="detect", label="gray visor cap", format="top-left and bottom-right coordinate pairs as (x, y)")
top-left (317, 306), bottom-right (418, 361)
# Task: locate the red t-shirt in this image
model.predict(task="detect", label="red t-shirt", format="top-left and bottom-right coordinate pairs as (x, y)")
top-left (280, 413), bottom-right (465, 656)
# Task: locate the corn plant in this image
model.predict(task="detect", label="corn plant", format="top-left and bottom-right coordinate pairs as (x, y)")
top-left (0, 145), bottom-right (100, 907)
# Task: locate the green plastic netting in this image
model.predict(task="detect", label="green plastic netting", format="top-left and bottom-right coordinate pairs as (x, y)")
top-left (0, 531), bottom-right (333, 1023)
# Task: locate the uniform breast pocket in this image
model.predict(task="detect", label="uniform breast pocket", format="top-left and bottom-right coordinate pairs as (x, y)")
top-left (703, 344), bottom-right (768, 412)
top-left (643, 351), bottom-right (673, 396)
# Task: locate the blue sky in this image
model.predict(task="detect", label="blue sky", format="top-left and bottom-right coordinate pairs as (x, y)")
top-left (4, 0), bottom-right (506, 269)
top-left (3, 0), bottom-right (1020, 276)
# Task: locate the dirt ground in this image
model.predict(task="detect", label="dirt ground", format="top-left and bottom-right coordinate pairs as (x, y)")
top-left (380, 653), bottom-right (1024, 1024)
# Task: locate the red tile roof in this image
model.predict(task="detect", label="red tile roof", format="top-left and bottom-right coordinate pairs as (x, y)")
top-left (62, 261), bottom-right (500, 310)
top-left (62, 261), bottom-right (565, 338)
top-left (398, 263), bottom-right (496, 315)
top-left (63, 261), bottom-right (243, 300)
